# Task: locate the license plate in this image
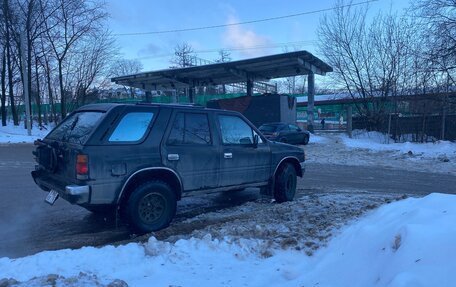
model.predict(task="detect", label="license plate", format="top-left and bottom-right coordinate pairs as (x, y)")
top-left (45, 190), bottom-right (59, 205)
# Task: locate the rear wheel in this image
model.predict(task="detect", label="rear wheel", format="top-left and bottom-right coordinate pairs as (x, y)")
top-left (274, 163), bottom-right (297, 203)
top-left (126, 180), bottom-right (177, 233)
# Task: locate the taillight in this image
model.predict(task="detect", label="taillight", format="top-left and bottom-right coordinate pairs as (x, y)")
top-left (76, 154), bottom-right (89, 179)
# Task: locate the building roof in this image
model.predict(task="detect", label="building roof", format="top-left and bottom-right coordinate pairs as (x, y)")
top-left (111, 50), bottom-right (332, 90)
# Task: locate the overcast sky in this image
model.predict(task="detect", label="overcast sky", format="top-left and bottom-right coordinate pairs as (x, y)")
top-left (107, 0), bottom-right (410, 72)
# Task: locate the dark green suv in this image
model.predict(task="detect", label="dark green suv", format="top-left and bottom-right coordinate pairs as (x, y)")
top-left (32, 103), bottom-right (305, 233)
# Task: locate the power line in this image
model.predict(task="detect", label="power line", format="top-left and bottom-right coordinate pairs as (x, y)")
top-left (134, 40), bottom-right (316, 60)
top-left (114, 0), bottom-right (379, 36)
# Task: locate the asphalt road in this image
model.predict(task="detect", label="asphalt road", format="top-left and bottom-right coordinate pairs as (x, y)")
top-left (1, 144), bottom-right (455, 258)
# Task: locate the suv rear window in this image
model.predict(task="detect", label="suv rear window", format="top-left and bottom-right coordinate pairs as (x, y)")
top-left (46, 111), bottom-right (104, 144)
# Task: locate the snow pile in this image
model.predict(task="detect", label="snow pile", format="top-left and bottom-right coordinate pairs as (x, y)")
top-left (1, 193), bottom-right (455, 287)
top-left (342, 130), bottom-right (456, 159)
top-left (304, 193), bottom-right (456, 287)
top-left (0, 123), bottom-right (50, 144)
top-left (306, 131), bottom-right (455, 175)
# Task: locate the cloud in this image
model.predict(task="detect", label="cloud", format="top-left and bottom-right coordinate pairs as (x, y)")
top-left (222, 15), bottom-right (272, 58)
top-left (137, 42), bottom-right (163, 57)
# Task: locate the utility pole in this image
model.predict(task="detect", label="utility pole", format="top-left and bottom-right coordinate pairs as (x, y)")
top-left (20, 31), bottom-right (31, 136)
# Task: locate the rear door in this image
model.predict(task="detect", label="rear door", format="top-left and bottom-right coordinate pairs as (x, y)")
top-left (162, 111), bottom-right (219, 191)
top-left (216, 113), bottom-right (271, 187)
top-left (39, 110), bottom-right (106, 179)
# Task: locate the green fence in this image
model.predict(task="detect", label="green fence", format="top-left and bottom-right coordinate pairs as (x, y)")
top-left (4, 92), bottom-right (309, 123)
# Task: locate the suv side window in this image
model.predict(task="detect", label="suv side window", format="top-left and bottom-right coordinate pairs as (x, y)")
top-left (218, 115), bottom-right (263, 145)
top-left (168, 112), bottom-right (211, 145)
top-left (109, 112), bottom-right (154, 142)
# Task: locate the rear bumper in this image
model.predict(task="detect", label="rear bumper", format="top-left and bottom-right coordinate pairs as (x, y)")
top-left (32, 169), bottom-right (90, 204)
top-left (65, 185), bottom-right (90, 204)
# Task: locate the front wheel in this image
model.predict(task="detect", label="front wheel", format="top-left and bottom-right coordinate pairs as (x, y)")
top-left (274, 163), bottom-right (297, 203)
top-left (126, 180), bottom-right (177, 233)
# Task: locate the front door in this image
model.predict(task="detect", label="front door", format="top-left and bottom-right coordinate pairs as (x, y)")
top-left (217, 114), bottom-right (271, 187)
top-left (162, 111), bottom-right (219, 191)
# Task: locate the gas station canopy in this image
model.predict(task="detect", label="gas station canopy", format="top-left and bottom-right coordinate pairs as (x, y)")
top-left (111, 50), bottom-right (332, 91)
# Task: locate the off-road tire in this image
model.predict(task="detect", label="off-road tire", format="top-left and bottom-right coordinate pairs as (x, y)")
top-left (273, 163), bottom-right (297, 203)
top-left (126, 180), bottom-right (177, 233)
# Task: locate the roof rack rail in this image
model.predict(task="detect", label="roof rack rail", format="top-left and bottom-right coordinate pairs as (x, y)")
top-left (135, 102), bottom-right (205, 108)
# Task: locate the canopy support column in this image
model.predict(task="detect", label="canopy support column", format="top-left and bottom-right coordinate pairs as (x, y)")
top-left (246, 79), bottom-right (253, 97)
top-left (307, 72), bottom-right (315, 133)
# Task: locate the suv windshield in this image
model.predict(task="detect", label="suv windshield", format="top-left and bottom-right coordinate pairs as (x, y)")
top-left (46, 111), bottom-right (104, 144)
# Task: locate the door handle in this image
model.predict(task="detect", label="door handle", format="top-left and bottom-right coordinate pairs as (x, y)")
top-left (224, 152), bottom-right (233, 159)
top-left (167, 154), bottom-right (180, 161)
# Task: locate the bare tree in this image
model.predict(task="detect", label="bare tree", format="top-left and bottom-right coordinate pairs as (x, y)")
top-left (412, 0), bottom-right (456, 89)
top-left (215, 49), bottom-right (231, 94)
top-left (109, 58), bottom-right (143, 98)
top-left (216, 49), bottom-right (231, 63)
top-left (413, 0), bottom-right (456, 59)
top-left (2, 0), bottom-right (18, 125)
top-left (72, 30), bottom-right (116, 105)
top-left (42, 0), bottom-right (108, 118)
top-left (318, 1), bottom-right (416, 125)
top-left (170, 42), bottom-right (196, 68)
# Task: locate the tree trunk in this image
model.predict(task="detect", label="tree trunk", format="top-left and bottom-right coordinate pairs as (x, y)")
top-left (58, 59), bottom-right (66, 118)
top-left (4, 0), bottom-right (18, 125)
top-left (26, 0), bottom-right (34, 127)
top-left (6, 39), bottom-right (18, 125)
top-left (1, 51), bottom-right (7, 126)
top-left (34, 55), bottom-right (42, 127)
top-left (44, 56), bottom-right (56, 123)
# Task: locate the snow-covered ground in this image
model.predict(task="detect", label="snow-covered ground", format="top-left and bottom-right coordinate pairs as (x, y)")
top-left (1, 126), bottom-right (455, 286)
top-left (0, 122), bottom-right (50, 144)
top-left (307, 130), bottom-right (456, 175)
top-left (1, 193), bottom-right (455, 287)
